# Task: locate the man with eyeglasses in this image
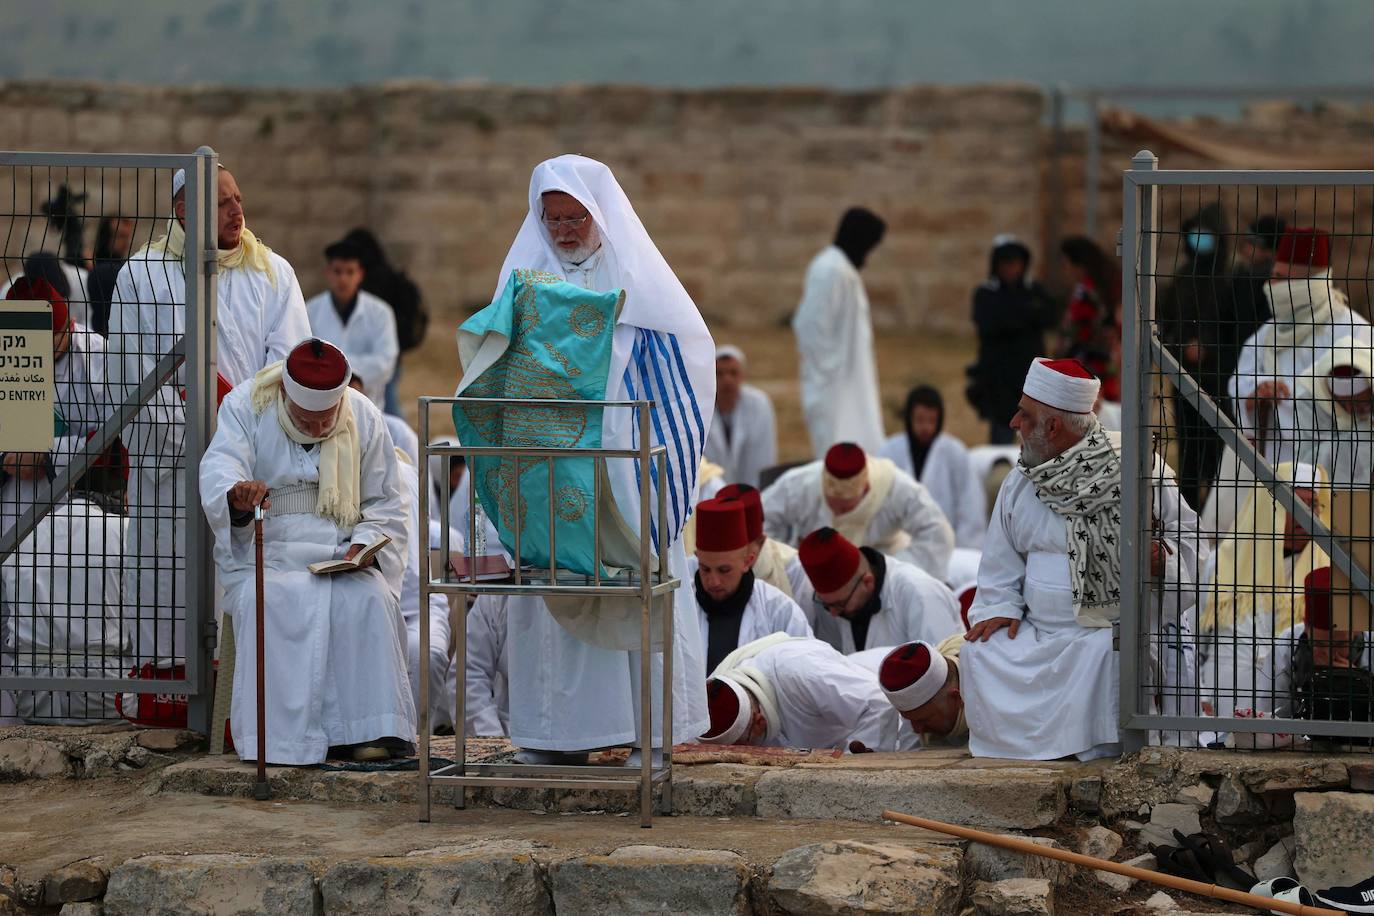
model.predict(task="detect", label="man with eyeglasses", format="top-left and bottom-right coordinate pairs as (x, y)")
top-left (795, 526), bottom-right (961, 655)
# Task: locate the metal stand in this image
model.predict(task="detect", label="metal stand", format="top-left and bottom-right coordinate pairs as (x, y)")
top-left (252, 504), bottom-right (270, 801)
top-left (417, 398), bottom-right (677, 828)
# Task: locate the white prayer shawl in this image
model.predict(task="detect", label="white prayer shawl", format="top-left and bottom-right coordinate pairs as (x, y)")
top-left (1227, 293), bottom-right (1371, 465)
top-left (198, 385), bottom-right (414, 764)
top-left (1, 497), bottom-right (128, 724)
top-left (703, 384), bottom-right (778, 487)
top-left (752, 537), bottom-right (808, 600)
top-left (724, 637), bottom-right (903, 751)
top-left (467, 155), bottom-right (715, 750)
top-left (0, 325), bottom-right (111, 541)
top-left (878, 432), bottom-right (988, 549)
top-left (762, 459), bottom-right (955, 578)
top-left (792, 245), bottom-right (885, 456)
top-left (304, 289), bottom-right (399, 407)
top-left (793, 554), bottom-right (963, 656)
top-left (454, 595), bottom-right (510, 737)
top-left (397, 459), bottom-right (455, 732)
top-left (687, 561), bottom-right (813, 649)
top-left (109, 246), bottom-right (310, 664)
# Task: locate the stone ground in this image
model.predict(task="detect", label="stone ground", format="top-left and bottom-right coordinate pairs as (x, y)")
top-left (5, 725), bottom-right (1374, 914)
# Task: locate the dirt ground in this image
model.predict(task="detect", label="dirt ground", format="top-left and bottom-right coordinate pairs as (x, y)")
top-left (397, 321), bottom-right (983, 462)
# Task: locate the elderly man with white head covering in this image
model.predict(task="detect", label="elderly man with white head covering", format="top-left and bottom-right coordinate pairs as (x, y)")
top-left (110, 164), bottom-right (311, 671)
top-left (199, 338), bottom-right (414, 764)
top-left (703, 344), bottom-right (777, 488)
top-left (962, 357), bottom-right (1195, 761)
top-left (763, 442), bottom-right (954, 578)
top-left (454, 155), bottom-right (715, 765)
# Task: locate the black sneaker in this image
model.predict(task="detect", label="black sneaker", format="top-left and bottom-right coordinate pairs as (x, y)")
top-left (1317, 875), bottom-right (1374, 914)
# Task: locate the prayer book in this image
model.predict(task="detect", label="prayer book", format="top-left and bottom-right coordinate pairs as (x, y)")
top-left (448, 554), bottom-right (513, 582)
top-left (309, 536), bottom-right (392, 575)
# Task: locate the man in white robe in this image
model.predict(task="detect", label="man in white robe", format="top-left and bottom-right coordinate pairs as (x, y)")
top-left (690, 497), bottom-right (810, 672)
top-left (795, 527), bottom-right (961, 655)
top-left (0, 278), bottom-right (111, 539)
top-left (963, 358), bottom-right (1153, 761)
top-left (1294, 337), bottom-right (1373, 487)
top-left (792, 208), bottom-right (886, 456)
top-left (763, 442), bottom-right (954, 578)
top-left (199, 339), bottom-right (414, 764)
top-left (703, 345), bottom-right (776, 487)
top-left (454, 595), bottom-right (509, 737)
top-left (110, 165), bottom-right (311, 668)
top-left (456, 155), bottom-right (714, 764)
top-left (1, 496), bottom-right (128, 724)
top-left (700, 634), bottom-right (902, 752)
top-left (1228, 227), bottom-right (1372, 466)
top-left (878, 385), bottom-right (987, 549)
top-left (305, 238), bottom-right (399, 408)
top-left (716, 483), bottom-right (809, 600)
top-left (874, 637), bottom-right (968, 748)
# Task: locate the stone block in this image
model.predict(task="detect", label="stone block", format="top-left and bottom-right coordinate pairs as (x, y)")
top-left (551, 845), bottom-right (747, 916)
top-left (768, 840), bottom-right (962, 916)
top-left (964, 835), bottom-right (1067, 887)
top-left (1078, 826), bottom-right (1122, 862)
top-left (1294, 791), bottom-right (1374, 889)
top-left (1069, 776), bottom-right (1103, 814)
top-left (43, 862), bottom-right (108, 905)
top-left (103, 854), bottom-right (321, 916)
top-left (1240, 761), bottom-right (1348, 794)
top-left (970, 878), bottom-right (1054, 916)
top-left (1138, 803), bottom-right (1202, 849)
top-left (1214, 775), bottom-right (1266, 826)
top-left (757, 767), bottom-right (1066, 829)
top-left (1252, 836), bottom-right (1296, 882)
top-left (59, 904), bottom-right (103, 915)
top-left (1174, 783), bottom-right (1214, 810)
top-left (320, 841), bottom-right (550, 916)
top-left (136, 730), bottom-right (192, 752)
top-left (1145, 890), bottom-right (1179, 911)
top-left (1095, 853), bottom-right (1155, 893)
top-left (0, 737), bottom-right (68, 779)
top-left (1349, 763), bottom-right (1374, 792)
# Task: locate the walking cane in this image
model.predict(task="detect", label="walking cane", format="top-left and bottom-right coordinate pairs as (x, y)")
top-left (253, 503), bottom-right (270, 801)
top-left (882, 810), bottom-right (1342, 916)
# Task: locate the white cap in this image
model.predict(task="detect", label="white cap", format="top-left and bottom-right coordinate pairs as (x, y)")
top-left (877, 641), bottom-right (949, 713)
top-left (172, 168), bottom-right (186, 200)
top-left (701, 675), bottom-right (753, 745)
top-left (1327, 371), bottom-right (1372, 398)
top-left (1023, 358), bottom-right (1101, 414)
top-left (715, 344), bottom-right (746, 365)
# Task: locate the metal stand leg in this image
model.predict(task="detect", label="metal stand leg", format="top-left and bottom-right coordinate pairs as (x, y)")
top-left (660, 591), bottom-right (674, 817)
top-left (639, 589), bottom-right (653, 828)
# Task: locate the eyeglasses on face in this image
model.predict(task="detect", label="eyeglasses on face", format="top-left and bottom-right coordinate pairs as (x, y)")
top-left (541, 212), bottom-right (591, 230)
top-left (813, 575), bottom-right (863, 614)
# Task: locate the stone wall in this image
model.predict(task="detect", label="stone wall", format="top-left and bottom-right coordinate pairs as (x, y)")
top-left (0, 80), bottom-right (1044, 334)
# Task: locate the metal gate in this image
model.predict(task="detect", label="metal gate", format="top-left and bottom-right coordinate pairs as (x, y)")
top-left (1120, 150), bottom-right (1374, 749)
top-left (0, 148), bottom-right (219, 732)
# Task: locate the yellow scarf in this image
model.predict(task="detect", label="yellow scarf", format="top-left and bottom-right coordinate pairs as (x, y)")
top-left (250, 361), bottom-right (361, 529)
top-left (830, 456), bottom-right (910, 555)
top-left (147, 217), bottom-right (276, 284)
top-left (1203, 461), bottom-right (1331, 636)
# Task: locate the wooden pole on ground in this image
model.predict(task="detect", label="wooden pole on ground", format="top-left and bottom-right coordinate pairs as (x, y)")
top-left (881, 810), bottom-right (1340, 916)
top-left (253, 505), bottom-right (270, 801)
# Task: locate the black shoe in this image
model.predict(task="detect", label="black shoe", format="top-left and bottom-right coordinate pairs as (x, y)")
top-left (1173, 829), bottom-right (1256, 893)
top-left (1317, 874), bottom-right (1374, 913)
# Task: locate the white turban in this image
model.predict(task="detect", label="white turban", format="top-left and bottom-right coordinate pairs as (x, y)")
top-left (1023, 357), bottom-right (1100, 414)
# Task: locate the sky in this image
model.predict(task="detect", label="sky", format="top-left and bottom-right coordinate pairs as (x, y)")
top-left (5, 0), bottom-right (1373, 114)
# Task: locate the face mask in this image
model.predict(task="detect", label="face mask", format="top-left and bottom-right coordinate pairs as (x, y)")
top-left (1186, 231), bottom-right (1216, 256)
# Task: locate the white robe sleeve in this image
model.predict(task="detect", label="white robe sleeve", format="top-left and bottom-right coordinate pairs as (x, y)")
top-left (464, 597), bottom-right (508, 737)
top-left (765, 588), bottom-right (814, 638)
top-left (761, 468), bottom-right (809, 545)
top-left (888, 477), bottom-right (955, 578)
top-left (50, 334), bottom-right (111, 474)
top-left (349, 297), bottom-right (400, 395)
top-left (750, 388), bottom-right (778, 482)
top-left (262, 258), bottom-right (313, 365)
top-left (107, 260), bottom-right (185, 457)
top-left (347, 398), bottom-right (410, 594)
top-left (198, 387), bottom-right (261, 577)
top-left (948, 441), bottom-right (988, 550)
top-left (966, 477), bottom-right (1027, 626)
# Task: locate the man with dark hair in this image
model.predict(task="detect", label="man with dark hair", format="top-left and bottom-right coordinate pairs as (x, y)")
top-left (792, 207), bottom-right (887, 456)
top-left (305, 239), bottom-right (399, 408)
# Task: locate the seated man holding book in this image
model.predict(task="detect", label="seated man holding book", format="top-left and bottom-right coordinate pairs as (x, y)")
top-left (199, 337), bottom-right (415, 764)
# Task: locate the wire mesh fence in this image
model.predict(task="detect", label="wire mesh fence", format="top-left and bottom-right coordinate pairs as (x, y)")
top-left (0, 151), bottom-right (218, 729)
top-left (1122, 153), bottom-right (1374, 751)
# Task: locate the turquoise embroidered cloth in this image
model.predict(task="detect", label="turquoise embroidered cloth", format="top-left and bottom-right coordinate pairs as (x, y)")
top-left (453, 269), bottom-right (622, 577)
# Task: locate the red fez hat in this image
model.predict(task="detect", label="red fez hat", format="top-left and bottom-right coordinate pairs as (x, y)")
top-left (702, 677), bottom-right (752, 744)
top-left (878, 641), bottom-right (948, 712)
top-left (717, 483), bottom-right (764, 541)
top-left (799, 526), bottom-right (862, 593)
top-left (1276, 227), bottom-right (1330, 269)
top-left (1305, 566), bottom-right (1333, 630)
top-left (695, 497), bottom-right (750, 552)
top-left (1039, 357), bottom-right (1093, 379)
top-left (6, 276), bottom-right (68, 332)
top-left (824, 442), bottom-right (867, 479)
top-left (284, 338), bottom-right (352, 410)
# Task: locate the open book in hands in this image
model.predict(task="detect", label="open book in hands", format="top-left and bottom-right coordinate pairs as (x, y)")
top-left (309, 536), bottom-right (392, 575)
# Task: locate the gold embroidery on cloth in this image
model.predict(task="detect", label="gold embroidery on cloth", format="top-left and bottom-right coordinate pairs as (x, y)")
top-left (555, 484), bottom-right (588, 522)
top-left (569, 302), bottom-right (607, 339)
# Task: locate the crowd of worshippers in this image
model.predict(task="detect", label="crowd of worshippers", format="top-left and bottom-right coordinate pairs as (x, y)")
top-left (1, 155), bottom-right (1371, 766)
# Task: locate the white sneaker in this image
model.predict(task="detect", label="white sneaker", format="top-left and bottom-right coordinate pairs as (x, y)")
top-left (622, 748), bottom-right (664, 768)
top-left (513, 749), bottom-right (589, 766)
